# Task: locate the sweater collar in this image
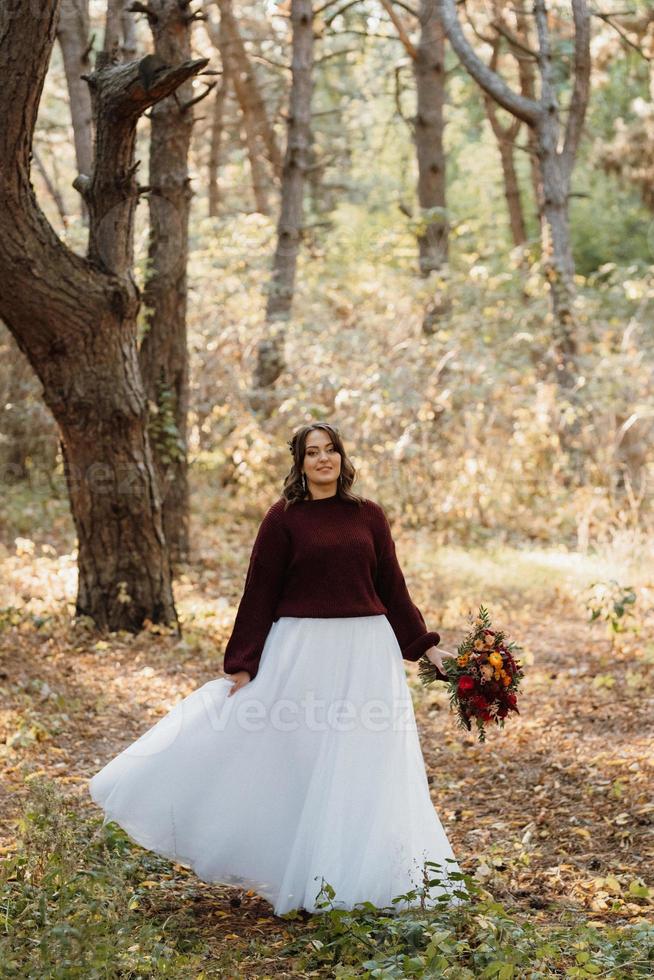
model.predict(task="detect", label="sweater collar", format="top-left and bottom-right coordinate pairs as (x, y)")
top-left (304, 492), bottom-right (341, 503)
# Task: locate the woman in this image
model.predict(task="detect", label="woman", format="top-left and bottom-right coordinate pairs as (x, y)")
top-left (89, 422), bottom-right (465, 917)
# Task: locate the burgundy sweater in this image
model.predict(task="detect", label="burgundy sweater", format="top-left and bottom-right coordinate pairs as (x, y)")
top-left (223, 493), bottom-right (444, 681)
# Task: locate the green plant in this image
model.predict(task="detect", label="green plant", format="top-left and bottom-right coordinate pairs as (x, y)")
top-left (584, 578), bottom-right (637, 646)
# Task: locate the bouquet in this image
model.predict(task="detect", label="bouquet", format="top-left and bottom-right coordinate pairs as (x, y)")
top-left (418, 605), bottom-right (524, 743)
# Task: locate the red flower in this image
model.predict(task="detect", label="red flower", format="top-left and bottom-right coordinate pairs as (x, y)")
top-left (457, 675), bottom-right (476, 698)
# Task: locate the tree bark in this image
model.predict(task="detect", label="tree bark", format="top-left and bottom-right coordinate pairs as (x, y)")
top-left (104, 0), bottom-right (139, 62)
top-left (254, 0), bottom-right (314, 394)
top-left (513, 8), bottom-right (544, 226)
top-left (0, 0), bottom-right (207, 630)
top-left (138, 0), bottom-right (206, 566)
top-left (104, 0), bottom-right (124, 56)
top-left (413, 0), bottom-right (448, 275)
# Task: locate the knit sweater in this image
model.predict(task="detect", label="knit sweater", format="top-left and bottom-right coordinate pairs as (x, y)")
top-left (222, 493), bottom-right (445, 681)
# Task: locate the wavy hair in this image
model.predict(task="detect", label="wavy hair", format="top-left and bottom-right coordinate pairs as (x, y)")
top-left (281, 422), bottom-right (365, 509)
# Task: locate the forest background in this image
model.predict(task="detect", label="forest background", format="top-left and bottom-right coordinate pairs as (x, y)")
top-left (0, 0), bottom-right (653, 976)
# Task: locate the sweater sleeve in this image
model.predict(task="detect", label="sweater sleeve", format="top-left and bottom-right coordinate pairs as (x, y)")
top-left (373, 504), bottom-right (446, 679)
top-left (223, 502), bottom-right (291, 681)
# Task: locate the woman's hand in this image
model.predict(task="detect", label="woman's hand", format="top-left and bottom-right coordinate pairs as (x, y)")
top-left (425, 645), bottom-right (457, 677)
top-left (225, 669), bottom-right (251, 696)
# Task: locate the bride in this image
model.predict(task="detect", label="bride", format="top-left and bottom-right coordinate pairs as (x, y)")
top-left (89, 422), bottom-right (466, 916)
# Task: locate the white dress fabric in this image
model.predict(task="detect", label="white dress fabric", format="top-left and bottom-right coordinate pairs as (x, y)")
top-left (88, 614), bottom-right (465, 916)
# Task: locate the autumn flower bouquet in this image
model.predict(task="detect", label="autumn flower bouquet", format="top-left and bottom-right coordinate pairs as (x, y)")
top-left (418, 605), bottom-right (524, 743)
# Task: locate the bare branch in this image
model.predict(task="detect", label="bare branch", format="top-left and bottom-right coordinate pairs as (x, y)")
top-left (324, 0), bottom-right (364, 26)
top-left (323, 28), bottom-right (405, 41)
top-left (180, 80), bottom-right (217, 111)
top-left (593, 10), bottom-right (652, 60)
top-left (314, 47), bottom-right (359, 63)
top-left (490, 18), bottom-right (538, 60)
top-left (379, 0), bottom-right (418, 59)
top-left (437, 0), bottom-right (539, 125)
top-left (251, 53), bottom-right (292, 72)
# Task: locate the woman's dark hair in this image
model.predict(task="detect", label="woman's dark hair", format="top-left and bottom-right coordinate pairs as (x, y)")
top-left (282, 422), bottom-right (365, 508)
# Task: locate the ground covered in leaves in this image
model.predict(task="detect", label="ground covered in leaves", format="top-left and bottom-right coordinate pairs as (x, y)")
top-left (1, 487), bottom-right (653, 976)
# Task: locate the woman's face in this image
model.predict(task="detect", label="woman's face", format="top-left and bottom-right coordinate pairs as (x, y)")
top-left (302, 429), bottom-right (342, 490)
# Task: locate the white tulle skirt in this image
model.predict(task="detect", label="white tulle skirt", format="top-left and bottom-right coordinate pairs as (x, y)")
top-left (88, 614), bottom-right (466, 916)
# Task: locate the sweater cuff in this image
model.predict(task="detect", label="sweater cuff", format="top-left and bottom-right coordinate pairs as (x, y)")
top-left (402, 630), bottom-right (441, 662)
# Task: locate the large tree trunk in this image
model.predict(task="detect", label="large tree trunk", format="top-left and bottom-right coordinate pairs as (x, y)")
top-left (253, 0), bottom-right (314, 394)
top-left (137, 0), bottom-right (207, 566)
top-left (413, 0), bottom-right (448, 276)
top-left (56, 0), bottom-right (94, 208)
top-left (0, 0), bottom-right (207, 630)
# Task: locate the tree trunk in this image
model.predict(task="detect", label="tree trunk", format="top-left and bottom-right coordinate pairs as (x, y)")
top-left (208, 33), bottom-right (229, 218)
top-left (513, 9), bottom-right (544, 227)
top-left (104, 0), bottom-right (123, 55)
top-left (104, 0), bottom-right (139, 62)
top-left (254, 0), bottom-right (314, 394)
top-left (532, 0), bottom-right (579, 386)
top-left (215, 0), bottom-right (283, 180)
top-left (497, 134), bottom-right (527, 246)
top-left (0, 0), bottom-right (207, 630)
top-left (138, 0), bottom-right (200, 566)
top-left (56, 0), bottom-right (93, 224)
top-left (122, 2), bottom-right (139, 61)
top-left (437, 0), bottom-right (590, 374)
top-left (482, 39), bottom-right (526, 247)
top-left (413, 0), bottom-right (448, 276)
top-left (207, 1), bottom-right (272, 214)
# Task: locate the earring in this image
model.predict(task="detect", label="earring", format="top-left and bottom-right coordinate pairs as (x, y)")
top-left (302, 472), bottom-right (307, 491)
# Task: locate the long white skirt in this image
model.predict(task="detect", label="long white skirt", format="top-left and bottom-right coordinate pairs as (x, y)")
top-left (88, 614), bottom-right (466, 916)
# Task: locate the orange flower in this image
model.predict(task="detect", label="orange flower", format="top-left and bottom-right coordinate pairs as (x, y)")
top-left (489, 652), bottom-right (503, 668)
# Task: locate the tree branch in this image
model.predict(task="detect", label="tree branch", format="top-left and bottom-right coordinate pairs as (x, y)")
top-left (437, 0), bottom-right (539, 125)
top-left (379, 0), bottom-right (418, 60)
top-left (180, 80), bottom-right (217, 112)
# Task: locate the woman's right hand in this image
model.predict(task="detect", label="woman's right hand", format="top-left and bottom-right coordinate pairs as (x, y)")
top-left (225, 669), bottom-right (251, 696)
